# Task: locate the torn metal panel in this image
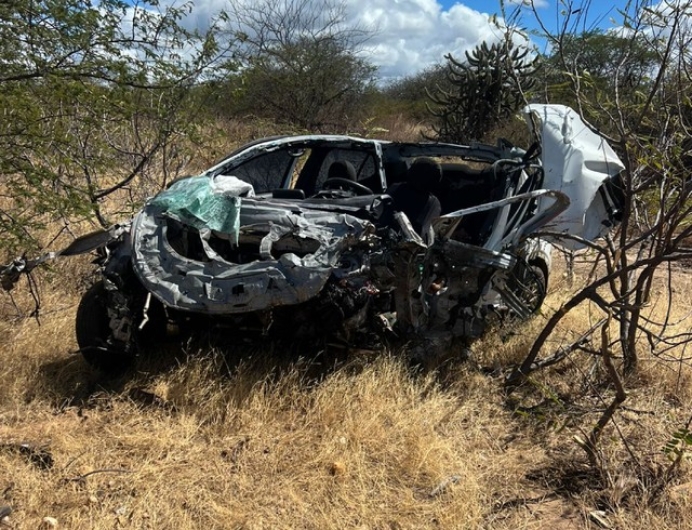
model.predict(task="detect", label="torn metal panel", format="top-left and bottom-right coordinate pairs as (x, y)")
top-left (524, 104), bottom-right (625, 248)
top-left (59, 224), bottom-right (130, 256)
top-left (130, 195), bottom-right (375, 314)
top-left (434, 189), bottom-right (570, 245)
top-left (0, 224), bottom-right (129, 291)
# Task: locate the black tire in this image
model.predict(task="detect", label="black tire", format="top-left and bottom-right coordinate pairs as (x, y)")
top-left (530, 259), bottom-right (549, 302)
top-left (506, 260), bottom-right (548, 317)
top-left (75, 282), bottom-right (135, 374)
top-left (521, 261), bottom-right (548, 314)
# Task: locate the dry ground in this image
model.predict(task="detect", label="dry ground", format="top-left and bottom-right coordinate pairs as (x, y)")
top-left (0, 254), bottom-right (691, 530)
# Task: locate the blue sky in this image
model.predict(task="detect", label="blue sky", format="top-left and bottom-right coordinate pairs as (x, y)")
top-left (452, 0), bottom-right (632, 31)
top-left (173, 0), bottom-right (647, 80)
top-left (351, 0), bottom-right (640, 79)
top-left (440, 0), bottom-right (634, 51)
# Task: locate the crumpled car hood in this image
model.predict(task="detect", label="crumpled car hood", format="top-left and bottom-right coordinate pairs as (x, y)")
top-left (131, 194), bottom-right (374, 314)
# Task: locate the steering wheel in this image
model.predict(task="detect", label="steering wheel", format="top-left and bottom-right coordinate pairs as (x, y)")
top-left (321, 177), bottom-right (373, 196)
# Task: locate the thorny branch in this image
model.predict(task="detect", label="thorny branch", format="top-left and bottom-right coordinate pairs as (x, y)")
top-left (574, 313), bottom-right (627, 467)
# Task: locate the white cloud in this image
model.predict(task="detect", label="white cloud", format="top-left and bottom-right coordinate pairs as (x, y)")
top-left (161, 0), bottom-right (518, 81)
top-left (345, 0), bottom-right (508, 81)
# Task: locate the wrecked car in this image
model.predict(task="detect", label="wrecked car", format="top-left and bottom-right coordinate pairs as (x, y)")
top-left (0, 104), bottom-right (625, 372)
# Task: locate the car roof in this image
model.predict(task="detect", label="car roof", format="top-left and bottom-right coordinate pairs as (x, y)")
top-left (205, 134), bottom-right (389, 174)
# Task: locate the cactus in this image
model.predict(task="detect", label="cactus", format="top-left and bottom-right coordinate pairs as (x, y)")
top-left (427, 40), bottom-right (538, 142)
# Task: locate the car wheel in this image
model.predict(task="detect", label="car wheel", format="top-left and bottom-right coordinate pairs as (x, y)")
top-left (75, 282), bottom-right (135, 374)
top-left (519, 261), bottom-right (548, 313)
top-left (506, 259), bottom-right (548, 316)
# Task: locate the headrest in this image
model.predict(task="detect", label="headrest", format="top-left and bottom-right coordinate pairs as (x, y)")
top-left (407, 157), bottom-right (442, 193)
top-left (327, 160), bottom-right (357, 181)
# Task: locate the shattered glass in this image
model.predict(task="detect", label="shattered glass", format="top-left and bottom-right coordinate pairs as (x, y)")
top-left (149, 175), bottom-right (254, 244)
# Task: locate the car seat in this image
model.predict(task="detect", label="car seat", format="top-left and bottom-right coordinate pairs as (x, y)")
top-left (385, 157), bottom-right (442, 245)
top-left (326, 160), bottom-right (357, 182)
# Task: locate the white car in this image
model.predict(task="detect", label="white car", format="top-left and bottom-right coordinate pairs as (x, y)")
top-left (1, 105), bottom-right (625, 372)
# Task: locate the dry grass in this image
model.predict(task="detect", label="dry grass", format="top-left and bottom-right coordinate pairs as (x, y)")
top-left (1, 255), bottom-right (692, 530)
top-left (356, 114), bottom-right (431, 142)
top-left (2, 117), bottom-right (692, 529)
